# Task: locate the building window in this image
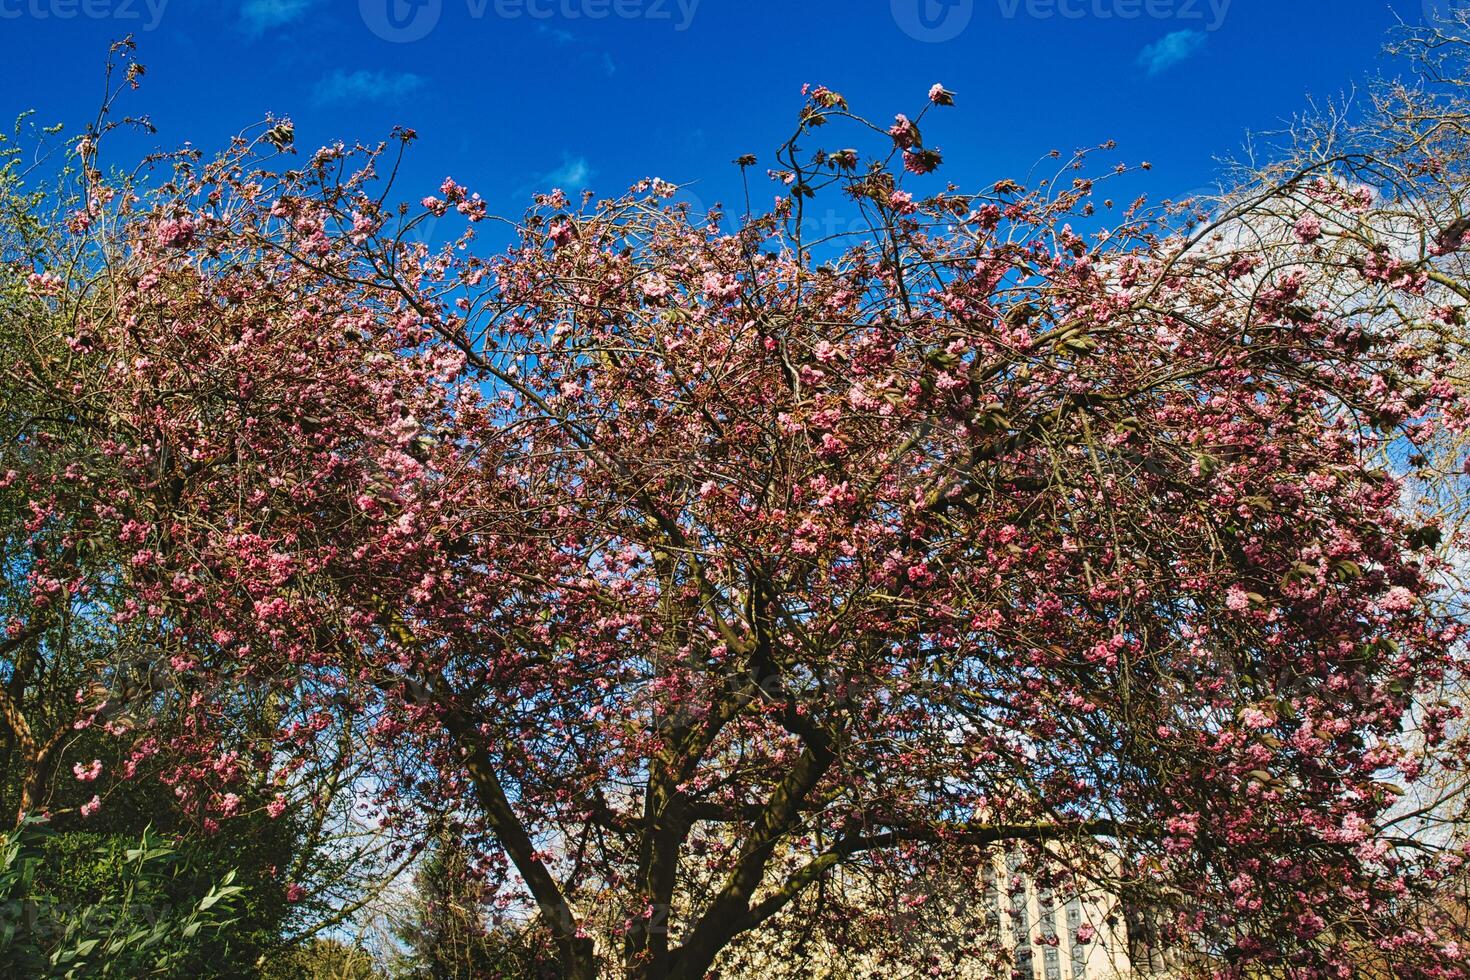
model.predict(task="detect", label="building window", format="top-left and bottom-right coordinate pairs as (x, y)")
top-left (1013, 886), bottom-right (1034, 980)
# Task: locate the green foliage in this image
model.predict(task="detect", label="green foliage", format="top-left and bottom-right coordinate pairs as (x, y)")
top-left (0, 111), bottom-right (55, 265)
top-left (0, 815), bottom-right (244, 977)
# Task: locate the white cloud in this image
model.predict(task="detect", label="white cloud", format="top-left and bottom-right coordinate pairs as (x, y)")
top-left (537, 154), bottom-right (594, 193)
top-left (534, 23), bottom-right (576, 45)
top-left (239, 0), bottom-right (316, 34)
top-left (312, 69), bottom-right (426, 106)
top-left (1136, 30), bottom-right (1207, 76)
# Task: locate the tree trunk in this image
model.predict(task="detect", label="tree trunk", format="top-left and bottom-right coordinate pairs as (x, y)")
top-left (564, 936), bottom-right (598, 980)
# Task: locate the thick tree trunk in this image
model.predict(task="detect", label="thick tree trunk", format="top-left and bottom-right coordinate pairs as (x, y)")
top-left (564, 936), bottom-right (598, 980)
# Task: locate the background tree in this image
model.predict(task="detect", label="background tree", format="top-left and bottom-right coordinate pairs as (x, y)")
top-left (0, 43), bottom-right (411, 978)
top-left (1165, 19), bottom-right (1470, 972)
top-left (386, 829), bottom-right (563, 980)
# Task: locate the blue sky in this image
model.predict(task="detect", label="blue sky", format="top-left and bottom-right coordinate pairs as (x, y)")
top-left (0, 0), bottom-right (1446, 229)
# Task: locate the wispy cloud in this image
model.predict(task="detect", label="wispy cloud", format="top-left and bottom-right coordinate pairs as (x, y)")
top-left (532, 26), bottom-right (617, 78)
top-left (239, 0), bottom-right (316, 34)
top-left (535, 23), bottom-right (577, 45)
top-left (1136, 29), bottom-right (1206, 76)
top-left (536, 154), bottom-right (594, 193)
top-left (312, 69), bottom-right (426, 106)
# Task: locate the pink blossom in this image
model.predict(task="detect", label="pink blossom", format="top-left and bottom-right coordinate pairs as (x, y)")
top-left (1225, 586), bottom-right (1251, 612)
top-left (1380, 586), bottom-right (1416, 612)
top-left (1239, 707), bottom-right (1272, 730)
top-left (79, 795), bottom-right (101, 819)
top-left (1226, 254), bottom-right (1260, 280)
top-left (154, 217), bottom-right (196, 248)
top-left (701, 272), bottom-right (739, 300)
top-left (1294, 213), bottom-right (1323, 244)
top-left (439, 177), bottom-right (467, 203)
top-left (26, 271), bottom-right (62, 295)
top-left (888, 114), bottom-right (919, 149)
top-left (903, 148), bottom-right (942, 175)
top-left (906, 564), bottom-right (936, 587)
top-left (640, 275), bottom-right (672, 299)
top-left (73, 759), bottom-right (102, 782)
top-left (889, 190), bottom-right (917, 214)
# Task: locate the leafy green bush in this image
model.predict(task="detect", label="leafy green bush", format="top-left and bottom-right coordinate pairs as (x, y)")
top-left (0, 815), bottom-right (243, 977)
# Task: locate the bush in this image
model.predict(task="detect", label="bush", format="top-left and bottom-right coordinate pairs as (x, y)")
top-left (0, 815), bottom-right (243, 977)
